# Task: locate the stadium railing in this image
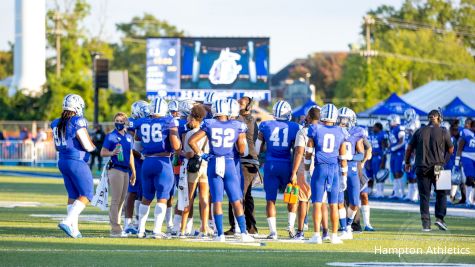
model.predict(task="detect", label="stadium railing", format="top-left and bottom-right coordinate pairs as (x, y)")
top-left (0, 140), bottom-right (58, 165)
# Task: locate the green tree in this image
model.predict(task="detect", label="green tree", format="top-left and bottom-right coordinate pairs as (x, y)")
top-left (335, 1), bottom-right (475, 112)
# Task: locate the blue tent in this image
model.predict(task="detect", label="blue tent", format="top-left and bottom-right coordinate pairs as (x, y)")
top-left (365, 93), bottom-right (427, 116)
top-left (442, 97), bottom-right (475, 118)
top-left (292, 100), bottom-right (318, 118)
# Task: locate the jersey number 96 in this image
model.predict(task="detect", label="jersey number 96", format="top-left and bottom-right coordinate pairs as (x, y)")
top-left (141, 124), bottom-right (163, 143)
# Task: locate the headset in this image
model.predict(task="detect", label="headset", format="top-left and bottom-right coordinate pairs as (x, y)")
top-left (428, 108), bottom-right (443, 123)
top-left (243, 96), bottom-right (254, 112)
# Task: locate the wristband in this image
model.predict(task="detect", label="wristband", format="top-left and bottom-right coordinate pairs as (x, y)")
top-left (304, 159), bottom-right (312, 165)
top-left (455, 156), bottom-right (460, 167)
top-left (305, 147), bottom-right (315, 154)
top-left (340, 166), bottom-right (348, 173)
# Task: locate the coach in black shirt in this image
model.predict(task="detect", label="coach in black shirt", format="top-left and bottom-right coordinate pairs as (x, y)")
top-left (405, 110), bottom-right (454, 232)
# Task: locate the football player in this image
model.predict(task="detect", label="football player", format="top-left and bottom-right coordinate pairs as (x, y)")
top-left (203, 92), bottom-right (220, 119)
top-left (388, 114), bottom-right (406, 199)
top-left (188, 99), bottom-right (254, 242)
top-left (134, 97), bottom-right (181, 239)
top-left (168, 100), bottom-right (180, 118)
top-left (455, 120), bottom-right (475, 207)
top-left (290, 106), bottom-right (321, 240)
top-left (227, 99), bottom-right (247, 235)
top-left (52, 94), bottom-right (96, 238)
top-left (124, 100), bottom-right (150, 234)
top-left (171, 99), bottom-right (198, 235)
top-left (305, 103), bottom-right (348, 244)
top-left (255, 100), bottom-right (301, 239)
top-left (368, 122), bottom-right (388, 198)
top-left (403, 108), bottom-right (420, 202)
top-left (336, 107), bottom-right (365, 240)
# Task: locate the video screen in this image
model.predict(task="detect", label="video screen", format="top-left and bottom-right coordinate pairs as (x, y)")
top-left (146, 38), bottom-right (180, 96)
top-left (180, 38), bottom-right (269, 90)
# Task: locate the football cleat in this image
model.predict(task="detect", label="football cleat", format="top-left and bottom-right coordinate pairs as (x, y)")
top-left (330, 235), bottom-right (343, 244)
top-left (110, 231), bottom-right (129, 238)
top-left (308, 235), bottom-right (322, 244)
top-left (124, 226), bottom-right (138, 235)
top-left (364, 225), bottom-right (375, 232)
top-left (293, 231), bottom-right (305, 240)
top-left (137, 232), bottom-right (146, 239)
top-left (152, 232), bottom-right (171, 239)
top-left (287, 228), bottom-right (295, 238)
top-left (322, 231), bottom-right (330, 241)
top-left (58, 222), bottom-right (75, 238)
top-left (266, 232), bottom-right (278, 240)
top-left (339, 229), bottom-right (353, 240)
top-left (240, 233), bottom-right (255, 243)
top-left (213, 235), bottom-right (226, 242)
top-left (196, 232), bottom-right (210, 240)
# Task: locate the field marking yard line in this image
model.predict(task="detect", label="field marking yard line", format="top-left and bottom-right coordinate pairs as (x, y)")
top-left (0, 248), bottom-right (369, 254)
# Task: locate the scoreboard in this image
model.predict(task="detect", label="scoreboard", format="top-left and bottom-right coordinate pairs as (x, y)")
top-left (146, 37), bottom-right (270, 101)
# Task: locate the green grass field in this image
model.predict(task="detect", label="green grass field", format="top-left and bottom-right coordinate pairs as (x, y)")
top-left (0, 175), bottom-right (474, 266)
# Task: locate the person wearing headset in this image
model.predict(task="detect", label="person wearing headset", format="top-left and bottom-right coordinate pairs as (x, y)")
top-left (405, 110), bottom-right (454, 232)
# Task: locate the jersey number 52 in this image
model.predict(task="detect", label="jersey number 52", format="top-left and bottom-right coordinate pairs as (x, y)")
top-left (211, 128), bottom-right (235, 148)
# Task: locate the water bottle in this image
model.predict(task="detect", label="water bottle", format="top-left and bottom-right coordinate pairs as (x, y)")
top-left (116, 144), bottom-right (124, 161)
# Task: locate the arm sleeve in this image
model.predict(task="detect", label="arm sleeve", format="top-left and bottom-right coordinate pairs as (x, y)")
top-left (294, 129), bottom-right (306, 148)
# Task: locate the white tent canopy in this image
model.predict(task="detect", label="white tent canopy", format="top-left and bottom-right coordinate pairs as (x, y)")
top-left (401, 79), bottom-right (475, 113)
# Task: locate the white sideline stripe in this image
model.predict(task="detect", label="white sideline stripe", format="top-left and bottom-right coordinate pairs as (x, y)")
top-left (252, 191), bottom-right (475, 218)
top-left (0, 248), bottom-right (368, 253)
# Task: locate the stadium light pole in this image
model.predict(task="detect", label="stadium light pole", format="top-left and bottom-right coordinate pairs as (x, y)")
top-left (91, 52), bottom-right (101, 127)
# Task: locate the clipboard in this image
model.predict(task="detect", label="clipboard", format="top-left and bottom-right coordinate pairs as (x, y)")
top-left (436, 170), bottom-right (451, 190)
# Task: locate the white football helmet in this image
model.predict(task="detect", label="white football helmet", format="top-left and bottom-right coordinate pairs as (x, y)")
top-left (178, 99), bottom-right (196, 117)
top-left (204, 92), bottom-right (219, 105)
top-left (273, 100), bottom-right (292, 121)
top-left (168, 100), bottom-right (179, 113)
top-left (211, 99), bottom-right (230, 117)
top-left (337, 107), bottom-right (356, 128)
top-left (404, 108), bottom-right (417, 122)
top-left (150, 97), bottom-right (168, 117)
top-left (62, 94), bottom-right (85, 117)
top-left (228, 99), bottom-right (240, 117)
top-left (131, 100), bottom-right (150, 119)
top-left (320, 104), bottom-right (339, 123)
top-left (388, 114), bottom-right (401, 127)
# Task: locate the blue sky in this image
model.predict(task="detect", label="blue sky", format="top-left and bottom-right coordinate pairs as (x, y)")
top-left (0, 0), bottom-right (403, 72)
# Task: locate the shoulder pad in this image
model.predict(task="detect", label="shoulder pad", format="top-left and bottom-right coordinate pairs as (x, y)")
top-left (75, 117), bottom-right (88, 128)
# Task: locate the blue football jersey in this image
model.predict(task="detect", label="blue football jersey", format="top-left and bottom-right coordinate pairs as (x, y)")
top-left (345, 126), bottom-right (367, 157)
top-left (177, 117), bottom-right (187, 138)
top-left (51, 116), bottom-right (90, 162)
top-left (461, 129), bottom-right (475, 153)
top-left (201, 119), bottom-right (247, 158)
top-left (370, 131), bottom-right (386, 155)
top-left (308, 124), bottom-right (347, 164)
top-left (134, 116), bottom-right (179, 155)
top-left (389, 125), bottom-right (406, 153)
top-left (127, 117), bottom-right (136, 132)
top-left (259, 120), bottom-right (300, 161)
